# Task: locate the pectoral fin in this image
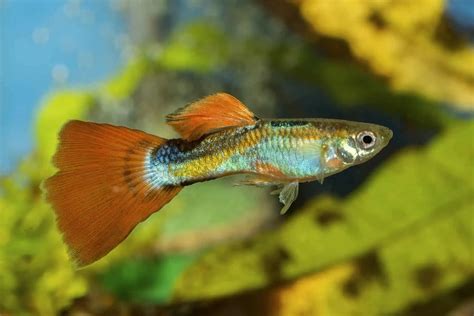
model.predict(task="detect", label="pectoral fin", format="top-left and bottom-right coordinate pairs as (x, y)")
top-left (275, 182), bottom-right (299, 215)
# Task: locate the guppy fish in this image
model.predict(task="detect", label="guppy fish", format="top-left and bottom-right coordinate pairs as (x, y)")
top-left (45, 93), bottom-right (392, 266)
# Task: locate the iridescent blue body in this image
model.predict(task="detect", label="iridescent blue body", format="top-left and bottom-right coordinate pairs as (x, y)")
top-left (146, 119), bottom-right (392, 190)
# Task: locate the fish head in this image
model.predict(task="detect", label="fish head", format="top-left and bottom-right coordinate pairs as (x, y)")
top-left (329, 121), bottom-right (393, 167)
top-left (316, 120), bottom-right (392, 174)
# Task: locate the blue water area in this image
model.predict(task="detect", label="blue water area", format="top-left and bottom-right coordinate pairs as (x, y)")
top-left (0, 0), bottom-right (125, 174)
top-left (447, 0), bottom-right (474, 41)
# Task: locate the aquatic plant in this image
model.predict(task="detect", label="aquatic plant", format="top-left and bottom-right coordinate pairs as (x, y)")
top-left (263, 0), bottom-right (474, 110)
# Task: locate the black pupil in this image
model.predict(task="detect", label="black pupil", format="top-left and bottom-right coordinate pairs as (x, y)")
top-left (362, 135), bottom-right (373, 145)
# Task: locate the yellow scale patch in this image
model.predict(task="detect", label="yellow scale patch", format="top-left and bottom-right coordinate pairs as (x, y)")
top-left (170, 127), bottom-right (263, 179)
top-left (170, 124), bottom-right (327, 180)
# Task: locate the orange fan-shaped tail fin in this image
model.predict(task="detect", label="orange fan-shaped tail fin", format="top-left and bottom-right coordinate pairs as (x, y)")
top-left (44, 120), bottom-right (181, 267)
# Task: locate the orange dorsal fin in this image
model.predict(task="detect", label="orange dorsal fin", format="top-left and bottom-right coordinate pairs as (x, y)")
top-left (44, 120), bottom-right (182, 267)
top-left (166, 93), bottom-right (258, 141)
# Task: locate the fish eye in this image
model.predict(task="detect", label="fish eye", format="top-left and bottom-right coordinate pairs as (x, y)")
top-left (357, 131), bottom-right (376, 150)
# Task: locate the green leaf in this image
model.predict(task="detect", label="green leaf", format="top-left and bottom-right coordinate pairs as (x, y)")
top-left (159, 22), bottom-right (229, 72)
top-left (101, 253), bottom-right (199, 304)
top-left (35, 91), bottom-right (95, 163)
top-left (172, 121), bottom-right (474, 314)
top-left (101, 57), bottom-right (151, 102)
top-left (0, 170), bottom-right (88, 316)
top-left (274, 0), bottom-right (474, 110)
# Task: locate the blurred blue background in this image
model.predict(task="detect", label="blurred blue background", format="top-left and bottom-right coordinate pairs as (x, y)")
top-left (1, 0), bottom-right (125, 174)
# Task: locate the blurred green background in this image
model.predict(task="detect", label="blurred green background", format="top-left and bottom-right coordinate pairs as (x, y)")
top-left (1, 0), bottom-right (473, 315)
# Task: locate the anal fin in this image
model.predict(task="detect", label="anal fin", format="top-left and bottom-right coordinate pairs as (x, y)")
top-left (234, 174), bottom-right (279, 187)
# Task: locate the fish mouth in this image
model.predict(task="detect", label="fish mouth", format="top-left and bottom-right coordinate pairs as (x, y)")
top-left (379, 127), bottom-right (393, 147)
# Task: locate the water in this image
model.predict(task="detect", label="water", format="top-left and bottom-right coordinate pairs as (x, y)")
top-left (0, 0), bottom-right (126, 174)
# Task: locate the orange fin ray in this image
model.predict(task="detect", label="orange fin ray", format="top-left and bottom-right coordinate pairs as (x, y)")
top-left (166, 93), bottom-right (258, 141)
top-left (44, 120), bottom-right (181, 267)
